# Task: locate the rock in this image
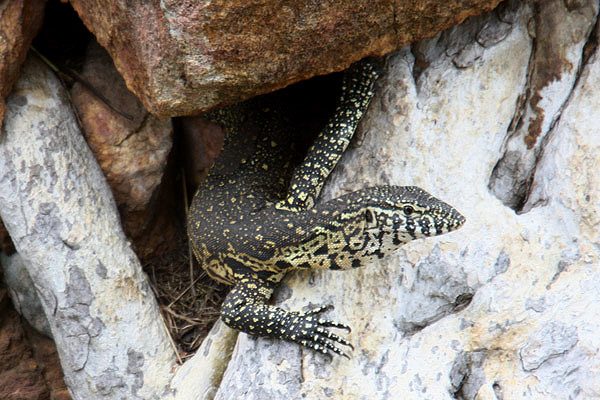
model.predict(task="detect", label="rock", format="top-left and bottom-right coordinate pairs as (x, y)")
top-left (519, 322), bottom-right (579, 372)
top-left (214, 1), bottom-right (600, 398)
top-left (0, 0), bottom-right (45, 129)
top-left (0, 285), bottom-right (71, 400)
top-left (170, 320), bottom-right (238, 400)
top-left (0, 55), bottom-right (176, 399)
top-left (68, 0), bottom-right (502, 116)
top-left (179, 116), bottom-right (226, 191)
top-left (488, 0), bottom-right (598, 211)
top-left (0, 295), bottom-right (49, 400)
top-left (23, 324), bottom-right (72, 400)
top-left (70, 41), bottom-right (176, 261)
top-left (0, 288), bottom-right (8, 316)
top-left (1, 253), bottom-right (51, 336)
top-left (0, 219), bottom-right (15, 255)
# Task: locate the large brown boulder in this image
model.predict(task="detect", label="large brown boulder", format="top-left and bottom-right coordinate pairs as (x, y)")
top-left (68, 0), bottom-right (502, 116)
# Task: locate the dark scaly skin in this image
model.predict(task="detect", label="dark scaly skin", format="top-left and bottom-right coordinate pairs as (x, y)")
top-left (188, 60), bottom-right (465, 357)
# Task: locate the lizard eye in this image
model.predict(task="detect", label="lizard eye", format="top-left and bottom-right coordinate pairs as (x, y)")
top-left (403, 205), bottom-right (414, 216)
top-left (365, 209), bottom-right (378, 228)
top-left (365, 209), bottom-right (375, 223)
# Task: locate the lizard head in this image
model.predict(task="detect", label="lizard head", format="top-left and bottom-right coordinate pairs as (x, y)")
top-left (337, 185), bottom-right (466, 263)
top-left (363, 186), bottom-right (465, 243)
top-left (276, 186), bottom-right (465, 270)
top-left (314, 185), bottom-right (465, 265)
top-left (324, 185), bottom-right (465, 264)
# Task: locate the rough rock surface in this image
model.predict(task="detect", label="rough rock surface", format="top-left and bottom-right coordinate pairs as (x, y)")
top-left (24, 326), bottom-right (72, 400)
top-left (0, 285), bottom-right (71, 400)
top-left (170, 320), bottom-right (238, 400)
top-left (214, 1), bottom-right (600, 398)
top-left (0, 292), bottom-right (49, 400)
top-left (489, 0), bottom-right (598, 211)
top-left (0, 55), bottom-right (176, 399)
top-left (2, 253), bottom-right (51, 336)
top-left (180, 116), bottom-right (226, 191)
top-left (68, 0), bottom-right (502, 116)
top-left (70, 42), bottom-right (175, 261)
top-left (0, 0), bottom-right (45, 129)
top-left (0, 219), bottom-right (14, 255)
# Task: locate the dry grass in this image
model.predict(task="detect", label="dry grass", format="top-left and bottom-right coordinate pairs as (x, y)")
top-left (144, 237), bottom-right (228, 362)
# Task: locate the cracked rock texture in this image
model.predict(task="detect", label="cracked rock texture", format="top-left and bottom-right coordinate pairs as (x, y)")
top-left (489, 0), bottom-right (598, 212)
top-left (214, 1), bottom-right (600, 398)
top-left (68, 0), bottom-right (501, 116)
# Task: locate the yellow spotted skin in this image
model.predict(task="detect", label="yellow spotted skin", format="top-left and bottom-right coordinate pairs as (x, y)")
top-left (188, 60), bottom-right (465, 357)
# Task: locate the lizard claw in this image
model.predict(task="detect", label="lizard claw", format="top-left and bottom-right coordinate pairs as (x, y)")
top-left (289, 305), bottom-right (353, 357)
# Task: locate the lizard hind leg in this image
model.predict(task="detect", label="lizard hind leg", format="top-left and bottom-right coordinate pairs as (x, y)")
top-left (221, 277), bottom-right (353, 358)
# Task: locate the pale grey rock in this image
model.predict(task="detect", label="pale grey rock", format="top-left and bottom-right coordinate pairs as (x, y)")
top-left (519, 322), bottom-right (578, 371)
top-left (214, 1), bottom-right (600, 399)
top-left (170, 320), bottom-right (238, 400)
top-left (449, 350), bottom-right (488, 399)
top-left (489, 0), bottom-right (599, 211)
top-left (1, 252), bottom-right (51, 336)
top-left (0, 56), bottom-right (177, 399)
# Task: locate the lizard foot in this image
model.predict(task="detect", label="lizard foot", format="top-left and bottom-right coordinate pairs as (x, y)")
top-left (288, 305), bottom-right (354, 358)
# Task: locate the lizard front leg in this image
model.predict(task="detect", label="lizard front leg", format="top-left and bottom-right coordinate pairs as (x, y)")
top-left (221, 276), bottom-right (353, 357)
top-left (279, 58), bottom-right (381, 212)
